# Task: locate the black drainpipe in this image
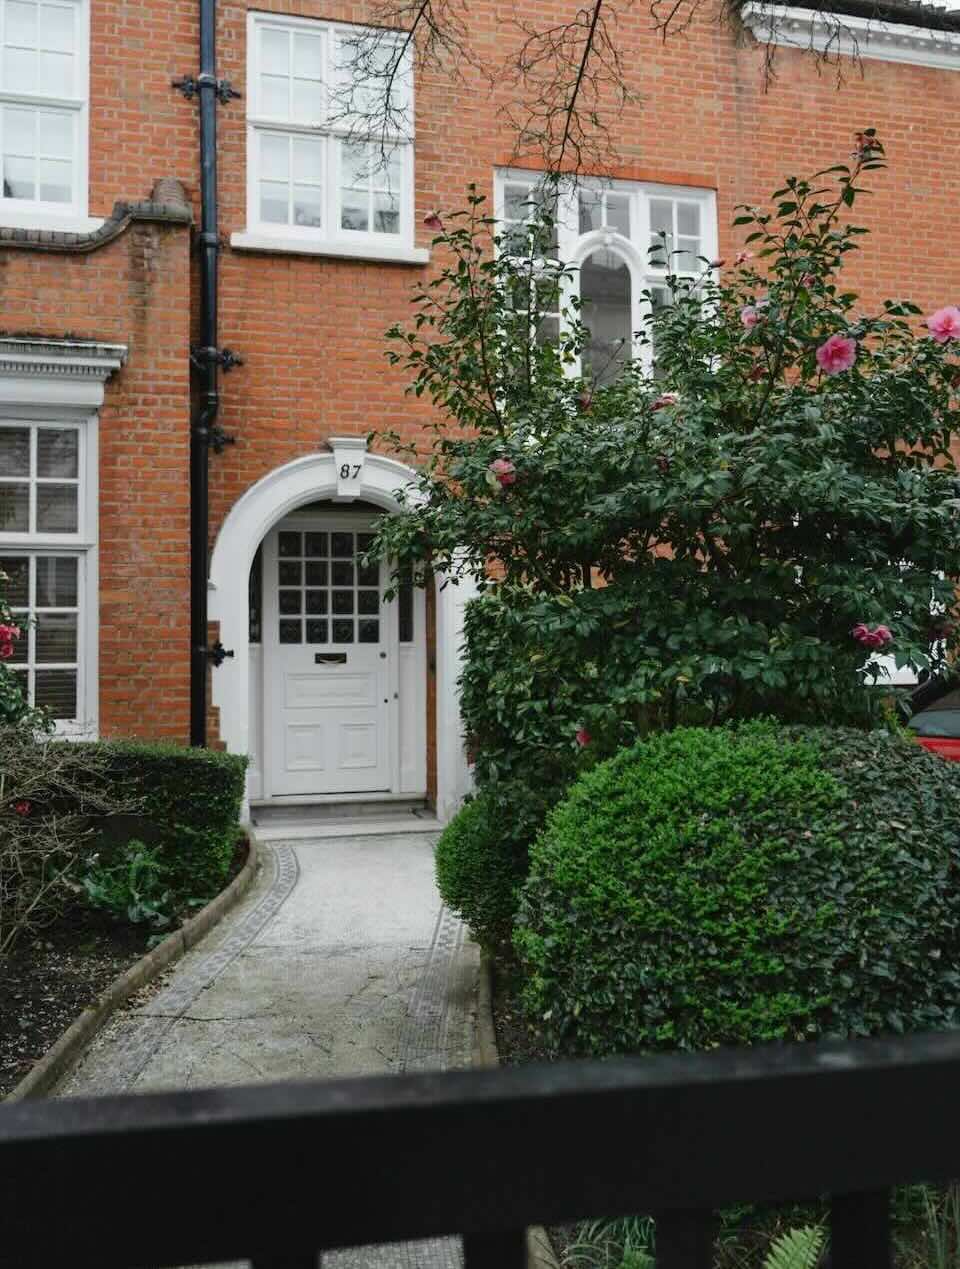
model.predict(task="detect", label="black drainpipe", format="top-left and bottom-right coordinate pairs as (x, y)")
top-left (174, 0), bottom-right (240, 747)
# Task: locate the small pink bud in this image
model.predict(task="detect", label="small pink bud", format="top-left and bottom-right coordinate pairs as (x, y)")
top-left (735, 250), bottom-right (753, 265)
top-left (423, 212), bottom-right (444, 232)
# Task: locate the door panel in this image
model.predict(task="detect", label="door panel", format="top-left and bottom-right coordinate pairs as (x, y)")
top-left (265, 520), bottom-right (391, 796)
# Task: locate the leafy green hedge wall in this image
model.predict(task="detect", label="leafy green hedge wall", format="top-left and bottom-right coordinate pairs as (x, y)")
top-left (80, 740), bottom-right (248, 899)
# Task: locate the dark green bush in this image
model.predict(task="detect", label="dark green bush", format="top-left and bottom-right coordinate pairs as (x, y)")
top-left (515, 723), bottom-right (960, 1057)
top-left (435, 790), bottom-right (539, 951)
top-left (83, 739), bottom-right (248, 901)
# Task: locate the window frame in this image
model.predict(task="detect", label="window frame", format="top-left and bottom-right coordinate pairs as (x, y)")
top-left (494, 169), bottom-right (719, 378)
top-left (0, 0), bottom-right (94, 230)
top-left (244, 10), bottom-right (415, 254)
top-left (0, 406), bottom-right (98, 734)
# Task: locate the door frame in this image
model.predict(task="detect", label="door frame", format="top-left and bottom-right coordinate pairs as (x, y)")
top-left (262, 508), bottom-right (400, 800)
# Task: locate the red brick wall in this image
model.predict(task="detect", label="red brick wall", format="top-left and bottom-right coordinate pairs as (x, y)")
top-left (5, 0), bottom-right (960, 747)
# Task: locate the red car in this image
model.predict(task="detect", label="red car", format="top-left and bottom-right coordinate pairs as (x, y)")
top-left (909, 688), bottom-right (960, 761)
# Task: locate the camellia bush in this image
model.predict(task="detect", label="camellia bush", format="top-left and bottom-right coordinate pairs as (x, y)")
top-left (0, 563), bottom-right (34, 727)
top-left (374, 133), bottom-right (960, 799)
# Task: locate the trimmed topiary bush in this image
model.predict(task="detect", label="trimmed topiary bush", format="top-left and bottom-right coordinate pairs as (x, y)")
top-left (515, 722), bottom-right (960, 1057)
top-left (89, 739), bottom-right (248, 898)
top-left (435, 790), bottom-right (537, 951)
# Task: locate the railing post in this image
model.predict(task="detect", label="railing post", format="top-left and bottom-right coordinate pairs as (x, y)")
top-left (830, 1189), bottom-right (892, 1269)
top-left (655, 1209), bottom-right (717, 1269)
top-left (462, 1229), bottom-right (528, 1267)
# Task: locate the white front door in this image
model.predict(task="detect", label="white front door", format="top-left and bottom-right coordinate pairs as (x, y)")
top-left (263, 517), bottom-right (393, 797)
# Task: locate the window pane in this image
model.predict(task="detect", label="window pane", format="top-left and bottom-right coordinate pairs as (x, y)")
top-left (0, 426), bottom-right (30, 475)
top-left (358, 589), bottom-right (379, 614)
top-left (279, 619), bottom-right (301, 643)
top-left (332, 619), bottom-right (353, 643)
top-left (35, 668), bottom-right (75, 717)
top-left (36, 555), bottom-right (77, 605)
top-left (504, 182), bottom-right (529, 222)
top-left (259, 73), bottom-right (288, 118)
top-left (293, 184), bottom-right (322, 228)
top-left (261, 27), bottom-right (289, 74)
top-left (305, 532), bottom-right (327, 557)
top-left (332, 589), bottom-right (353, 614)
top-left (398, 566), bottom-right (413, 642)
top-left (676, 236), bottom-right (699, 274)
top-left (3, 151), bottom-right (34, 198)
top-left (7, 626), bottom-right (27, 662)
top-left (305, 560), bottom-right (327, 585)
top-left (331, 560), bottom-right (353, 586)
top-left (249, 544), bottom-right (262, 644)
top-left (357, 560), bottom-right (378, 586)
top-left (606, 193), bottom-right (630, 237)
top-left (38, 155), bottom-right (69, 200)
top-left (36, 483), bottom-right (77, 531)
top-left (3, 104), bottom-right (34, 155)
top-left (373, 190), bottom-right (398, 234)
top-left (306, 618), bottom-right (327, 643)
top-left (38, 48), bottom-right (70, 89)
top-left (293, 32), bottom-right (324, 78)
top-left (37, 110), bottom-right (70, 157)
top-left (0, 484), bottom-right (29, 531)
top-left (0, 555), bottom-right (29, 605)
top-left (6, 0), bottom-right (38, 46)
top-left (260, 133), bottom-right (289, 179)
top-left (650, 198), bottom-right (673, 235)
top-left (677, 202), bottom-right (700, 236)
top-left (341, 142), bottom-right (369, 189)
top-left (36, 428), bottom-right (77, 477)
top-left (305, 589), bottom-right (327, 614)
top-left (40, 3), bottom-right (74, 52)
top-left (260, 180), bottom-right (288, 225)
top-left (340, 194), bottom-right (367, 232)
top-left (331, 532), bottom-right (352, 557)
top-left (292, 77), bottom-right (322, 124)
top-left (278, 531), bottom-right (301, 556)
top-left (278, 560), bottom-right (301, 585)
top-left (278, 589), bottom-right (301, 615)
top-left (358, 618), bottom-right (379, 643)
top-left (293, 135), bottom-right (322, 181)
top-left (581, 248), bottom-right (632, 388)
top-left (579, 189), bottom-right (601, 234)
top-left (35, 610), bottom-right (76, 661)
top-left (3, 45), bottom-right (36, 91)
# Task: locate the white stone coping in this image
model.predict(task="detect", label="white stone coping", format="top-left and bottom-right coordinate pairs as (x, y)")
top-left (741, 2), bottom-right (960, 69)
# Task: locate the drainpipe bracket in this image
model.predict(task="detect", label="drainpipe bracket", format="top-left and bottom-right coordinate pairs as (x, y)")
top-left (209, 423), bottom-right (236, 454)
top-left (172, 74), bottom-right (241, 104)
top-left (190, 344), bottom-right (244, 373)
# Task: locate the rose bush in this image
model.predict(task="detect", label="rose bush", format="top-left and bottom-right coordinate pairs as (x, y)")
top-left (0, 565), bottom-right (36, 727)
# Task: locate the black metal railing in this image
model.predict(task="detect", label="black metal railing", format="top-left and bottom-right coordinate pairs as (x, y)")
top-left (4, 1029), bottom-right (960, 1268)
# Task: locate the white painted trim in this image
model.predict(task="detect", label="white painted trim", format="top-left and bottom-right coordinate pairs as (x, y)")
top-left (230, 230), bottom-right (429, 264)
top-left (741, 2), bottom-right (960, 70)
top-left (209, 446), bottom-right (472, 821)
top-left (0, 337), bottom-right (127, 410)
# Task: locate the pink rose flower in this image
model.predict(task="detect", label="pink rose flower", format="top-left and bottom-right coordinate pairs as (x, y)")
top-left (423, 212), bottom-right (444, 232)
top-left (735, 250), bottom-right (753, 265)
top-left (489, 458), bottom-right (516, 487)
top-left (651, 392), bottom-right (679, 411)
top-left (801, 273), bottom-right (817, 288)
top-left (740, 306), bottom-right (760, 329)
top-left (927, 307), bottom-right (960, 344)
top-left (575, 727), bottom-right (591, 747)
top-left (13, 800), bottom-right (31, 817)
top-left (816, 333), bottom-right (857, 375)
top-left (852, 623), bottom-right (893, 649)
top-left (0, 622), bottom-right (20, 659)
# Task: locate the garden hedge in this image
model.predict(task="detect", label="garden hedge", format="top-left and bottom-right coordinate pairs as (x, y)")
top-left (83, 739), bottom-right (248, 899)
top-left (515, 723), bottom-right (960, 1057)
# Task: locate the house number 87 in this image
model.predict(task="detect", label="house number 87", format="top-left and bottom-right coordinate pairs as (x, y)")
top-left (340, 463), bottom-right (361, 480)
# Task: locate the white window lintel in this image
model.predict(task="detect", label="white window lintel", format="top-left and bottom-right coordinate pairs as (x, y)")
top-left (0, 337), bottom-right (127, 409)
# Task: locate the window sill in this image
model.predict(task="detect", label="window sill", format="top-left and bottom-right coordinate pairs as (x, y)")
top-left (230, 231), bottom-right (430, 265)
top-left (0, 210), bottom-right (105, 234)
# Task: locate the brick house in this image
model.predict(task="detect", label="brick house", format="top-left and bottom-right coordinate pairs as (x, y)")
top-left (0, 0), bottom-right (956, 818)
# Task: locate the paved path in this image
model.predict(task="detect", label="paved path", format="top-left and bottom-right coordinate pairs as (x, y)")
top-left (59, 832), bottom-right (479, 1269)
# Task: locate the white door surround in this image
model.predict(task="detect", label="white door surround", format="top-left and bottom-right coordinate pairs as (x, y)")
top-left (208, 440), bottom-right (476, 822)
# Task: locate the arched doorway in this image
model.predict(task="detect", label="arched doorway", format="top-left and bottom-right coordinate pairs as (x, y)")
top-left (208, 439), bottom-right (475, 820)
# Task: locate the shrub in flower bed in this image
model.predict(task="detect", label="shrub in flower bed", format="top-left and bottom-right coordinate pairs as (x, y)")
top-left (0, 726), bottom-right (248, 955)
top-left (515, 723), bottom-right (960, 1058)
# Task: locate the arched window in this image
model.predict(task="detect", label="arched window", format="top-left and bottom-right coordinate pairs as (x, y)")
top-left (580, 247), bottom-right (632, 388)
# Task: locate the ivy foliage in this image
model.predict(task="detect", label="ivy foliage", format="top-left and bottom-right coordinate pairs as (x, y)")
top-left (515, 723), bottom-right (960, 1057)
top-left (373, 136), bottom-right (960, 769)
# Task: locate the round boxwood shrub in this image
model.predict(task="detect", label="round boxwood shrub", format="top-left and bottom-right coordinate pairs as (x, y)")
top-left (515, 722), bottom-right (960, 1057)
top-left (435, 790), bottom-right (536, 951)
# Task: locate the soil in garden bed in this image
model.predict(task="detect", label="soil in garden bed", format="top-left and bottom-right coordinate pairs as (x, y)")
top-left (0, 836), bottom-right (249, 1099)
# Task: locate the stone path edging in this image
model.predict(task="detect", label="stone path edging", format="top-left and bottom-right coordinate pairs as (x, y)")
top-left (5, 835), bottom-right (260, 1103)
top-left (477, 952), bottom-right (561, 1269)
